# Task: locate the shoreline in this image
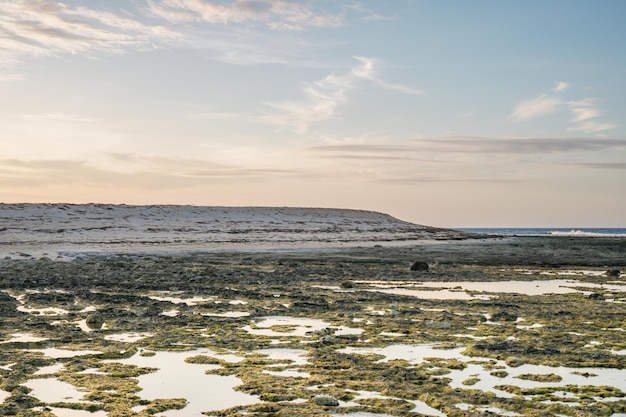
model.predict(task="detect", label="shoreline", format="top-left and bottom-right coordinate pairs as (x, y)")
top-left (2, 235), bottom-right (624, 267)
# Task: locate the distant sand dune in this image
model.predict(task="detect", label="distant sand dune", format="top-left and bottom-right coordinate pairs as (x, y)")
top-left (0, 204), bottom-right (478, 258)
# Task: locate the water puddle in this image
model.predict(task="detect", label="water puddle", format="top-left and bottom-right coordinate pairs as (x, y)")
top-left (9, 290), bottom-right (71, 315)
top-left (339, 344), bottom-right (466, 363)
top-left (255, 348), bottom-right (309, 366)
top-left (358, 279), bottom-right (626, 299)
top-left (162, 309), bottom-right (179, 317)
top-left (35, 407), bottom-right (107, 417)
top-left (519, 269), bottom-right (613, 277)
top-left (1, 332), bottom-right (49, 343)
top-left (106, 349), bottom-right (258, 416)
top-left (34, 363), bottom-right (65, 375)
top-left (104, 332), bottom-right (152, 343)
top-left (75, 319), bottom-right (93, 332)
top-left (243, 316), bottom-right (362, 337)
top-left (380, 332), bottom-right (405, 337)
top-left (17, 305), bottom-right (70, 315)
top-left (24, 378), bottom-right (91, 403)
top-left (0, 389), bottom-right (10, 403)
top-left (200, 311), bottom-right (250, 318)
top-left (333, 390), bottom-right (445, 417)
top-left (342, 344), bottom-right (626, 400)
top-left (366, 287), bottom-right (479, 300)
top-left (262, 369), bottom-right (310, 378)
top-left (147, 293), bottom-right (215, 305)
top-left (446, 362), bottom-right (626, 394)
top-left (28, 348), bottom-right (102, 358)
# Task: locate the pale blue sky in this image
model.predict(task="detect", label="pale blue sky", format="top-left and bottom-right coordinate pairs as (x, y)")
top-left (1, 0), bottom-right (624, 227)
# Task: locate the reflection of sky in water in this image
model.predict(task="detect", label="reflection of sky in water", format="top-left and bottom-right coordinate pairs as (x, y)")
top-left (0, 389), bottom-right (10, 403)
top-left (147, 295), bottom-right (214, 305)
top-left (243, 316), bottom-right (362, 337)
top-left (447, 362), bottom-right (626, 393)
top-left (263, 369), bottom-right (310, 378)
top-left (104, 332), bottom-right (152, 343)
top-left (108, 349), bottom-right (258, 416)
top-left (34, 363), bottom-right (64, 375)
top-left (0, 332), bottom-right (49, 343)
top-left (200, 311), bottom-right (250, 317)
top-left (27, 348), bottom-right (102, 358)
top-left (359, 279), bottom-right (626, 299)
top-left (340, 344), bottom-right (466, 362)
top-left (37, 407), bottom-right (107, 417)
top-left (24, 378), bottom-right (89, 403)
top-left (333, 391), bottom-right (446, 417)
top-left (340, 344), bottom-right (626, 399)
top-left (256, 348), bottom-right (309, 366)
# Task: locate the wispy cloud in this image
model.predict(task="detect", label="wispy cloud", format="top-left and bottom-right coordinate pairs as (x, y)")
top-left (564, 162), bottom-right (626, 170)
top-left (416, 137), bottom-right (626, 154)
top-left (553, 80), bottom-right (569, 92)
top-left (510, 94), bottom-right (562, 121)
top-left (0, 1), bottom-right (383, 69)
top-left (310, 137), bottom-right (626, 158)
top-left (568, 121), bottom-right (619, 133)
top-left (257, 56), bottom-right (424, 133)
top-left (566, 98), bottom-right (617, 133)
top-left (257, 72), bottom-right (352, 134)
top-left (377, 175), bottom-right (516, 184)
top-left (510, 83), bottom-right (617, 133)
top-left (0, 0), bottom-right (174, 64)
top-left (146, 0), bottom-right (343, 31)
top-left (0, 155), bottom-right (298, 190)
top-left (568, 98), bottom-right (600, 122)
top-left (352, 56), bottom-right (426, 96)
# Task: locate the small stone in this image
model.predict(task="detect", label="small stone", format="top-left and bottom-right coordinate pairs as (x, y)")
top-left (313, 395), bottom-right (339, 406)
top-left (505, 357), bottom-right (525, 367)
top-left (410, 261), bottom-right (429, 271)
top-left (605, 269), bottom-right (621, 278)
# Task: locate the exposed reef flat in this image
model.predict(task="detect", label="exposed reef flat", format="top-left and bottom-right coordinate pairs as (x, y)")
top-left (0, 237), bottom-right (625, 416)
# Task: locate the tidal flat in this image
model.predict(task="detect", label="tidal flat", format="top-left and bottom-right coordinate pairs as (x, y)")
top-left (0, 237), bottom-right (625, 417)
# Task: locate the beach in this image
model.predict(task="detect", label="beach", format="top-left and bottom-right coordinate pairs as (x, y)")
top-left (1, 227), bottom-right (625, 416)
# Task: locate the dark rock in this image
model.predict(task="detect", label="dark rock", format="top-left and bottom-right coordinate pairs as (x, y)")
top-left (606, 269), bottom-right (621, 278)
top-left (491, 310), bottom-right (518, 322)
top-left (313, 395), bottom-right (339, 406)
top-left (85, 314), bottom-right (104, 330)
top-left (588, 292), bottom-right (603, 300)
top-left (410, 261), bottom-right (429, 271)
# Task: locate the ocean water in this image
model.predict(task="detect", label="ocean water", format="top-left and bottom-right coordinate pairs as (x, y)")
top-left (457, 228), bottom-right (626, 237)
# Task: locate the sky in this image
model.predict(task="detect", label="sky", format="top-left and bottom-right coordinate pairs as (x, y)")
top-left (1, 0), bottom-right (625, 227)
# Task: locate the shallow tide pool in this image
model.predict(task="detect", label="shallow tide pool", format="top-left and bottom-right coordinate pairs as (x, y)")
top-left (106, 349), bottom-right (258, 416)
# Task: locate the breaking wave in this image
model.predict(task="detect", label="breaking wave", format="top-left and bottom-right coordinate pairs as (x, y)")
top-left (548, 229), bottom-right (626, 237)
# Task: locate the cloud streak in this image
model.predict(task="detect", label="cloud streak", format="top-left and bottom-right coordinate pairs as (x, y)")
top-left (146, 0), bottom-right (343, 31)
top-left (510, 83), bottom-right (617, 133)
top-left (310, 137), bottom-right (626, 158)
top-left (0, 0), bottom-right (174, 64)
top-left (0, 155), bottom-right (298, 190)
top-left (553, 80), bottom-right (569, 92)
top-left (352, 56), bottom-right (426, 96)
top-left (510, 94), bottom-right (562, 121)
top-left (257, 57), bottom-right (424, 133)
